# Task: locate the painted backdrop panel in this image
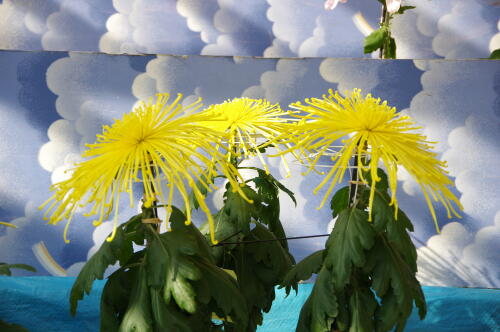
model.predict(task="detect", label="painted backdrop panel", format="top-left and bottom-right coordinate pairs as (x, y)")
top-left (0, 0), bottom-right (499, 58)
top-left (0, 50), bottom-right (499, 290)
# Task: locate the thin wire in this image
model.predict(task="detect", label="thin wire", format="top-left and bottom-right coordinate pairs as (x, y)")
top-left (212, 232), bottom-right (428, 248)
top-left (211, 233), bottom-right (330, 247)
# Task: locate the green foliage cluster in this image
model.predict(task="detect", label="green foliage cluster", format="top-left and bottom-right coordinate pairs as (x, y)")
top-left (281, 169), bottom-right (426, 332)
top-left (0, 263), bottom-right (36, 276)
top-left (203, 170), bottom-right (296, 331)
top-left (71, 206), bottom-right (249, 332)
top-left (70, 168), bottom-right (296, 332)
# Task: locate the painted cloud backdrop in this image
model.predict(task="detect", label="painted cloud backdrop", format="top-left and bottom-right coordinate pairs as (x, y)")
top-left (0, 50), bottom-right (498, 290)
top-left (0, 0), bottom-right (499, 58)
top-left (0, 0), bottom-right (499, 290)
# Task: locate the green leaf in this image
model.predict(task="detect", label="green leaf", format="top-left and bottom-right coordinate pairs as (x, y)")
top-left (324, 208), bottom-right (376, 290)
top-left (348, 286), bottom-right (377, 332)
top-left (365, 168), bottom-right (389, 194)
top-left (0, 263), bottom-right (36, 276)
top-left (231, 224), bottom-right (294, 330)
top-left (169, 274), bottom-right (197, 314)
top-left (385, 36), bottom-right (397, 59)
top-left (223, 183), bottom-right (259, 234)
top-left (171, 207), bottom-right (215, 263)
top-left (123, 212), bottom-right (146, 246)
top-left (396, 5), bottom-right (416, 14)
top-left (260, 170), bottom-right (297, 206)
top-left (150, 287), bottom-right (212, 332)
top-left (369, 238), bottom-right (426, 332)
top-left (252, 170), bottom-right (278, 201)
top-left (296, 266), bottom-right (338, 332)
top-left (100, 263), bottom-right (139, 332)
top-left (364, 28), bottom-right (387, 54)
top-left (119, 266), bottom-right (153, 332)
top-left (329, 186), bottom-right (350, 219)
top-left (368, 183), bottom-right (417, 272)
top-left (335, 289), bottom-right (350, 331)
top-left (200, 210), bottom-right (242, 261)
top-left (251, 170), bottom-right (294, 254)
top-left (280, 249), bottom-right (325, 295)
top-left (0, 320), bottom-right (29, 332)
top-left (70, 213), bottom-right (141, 316)
top-left (387, 210), bottom-right (417, 272)
top-left (370, 189), bottom-right (393, 232)
top-left (147, 215), bottom-right (248, 328)
top-left (195, 259), bottom-right (248, 329)
top-left (147, 232), bottom-right (200, 314)
top-left (489, 48), bottom-right (500, 59)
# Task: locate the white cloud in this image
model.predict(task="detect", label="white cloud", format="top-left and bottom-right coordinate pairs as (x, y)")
top-left (0, 53), bottom-right (51, 215)
top-left (393, 0), bottom-right (499, 59)
top-left (42, 0), bottom-right (113, 51)
top-left (395, 61), bottom-right (498, 247)
top-left (391, 0), bottom-right (452, 58)
top-left (443, 114), bottom-right (500, 226)
top-left (417, 221), bottom-right (475, 287)
top-left (100, 0), bottom-right (203, 55)
top-left (406, 61), bottom-right (496, 153)
top-left (132, 55), bottom-right (275, 105)
top-left (177, 0), bottom-right (220, 44)
top-left (0, 200), bottom-right (94, 276)
top-left (417, 214), bottom-right (500, 288)
top-left (44, 52), bottom-right (140, 175)
top-left (201, 0), bottom-right (273, 56)
top-left (0, 0), bottom-right (58, 50)
top-left (38, 120), bottom-right (80, 172)
top-left (459, 212), bottom-right (500, 287)
top-left (392, 10), bottom-right (433, 59)
top-left (320, 58), bottom-right (381, 94)
top-left (243, 58), bottom-right (332, 108)
top-left (397, 60), bottom-right (500, 288)
top-left (489, 19), bottom-right (500, 52)
top-left (265, 1), bottom-right (380, 58)
top-left (266, 0), bottom-right (323, 56)
top-left (262, 38), bottom-right (296, 58)
top-left (433, 0), bottom-right (499, 58)
top-left (298, 2), bottom-right (379, 58)
top-left (320, 58), bottom-right (422, 112)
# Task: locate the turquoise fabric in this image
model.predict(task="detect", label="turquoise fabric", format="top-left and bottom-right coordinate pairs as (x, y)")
top-left (0, 277), bottom-right (498, 331)
top-left (261, 284), bottom-right (500, 332)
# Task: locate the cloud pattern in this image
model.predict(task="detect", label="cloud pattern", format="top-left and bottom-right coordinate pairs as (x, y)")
top-left (0, 1), bottom-right (499, 288)
top-left (0, 0), bottom-right (498, 58)
top-left (0, 50), bottom-right (498, 289)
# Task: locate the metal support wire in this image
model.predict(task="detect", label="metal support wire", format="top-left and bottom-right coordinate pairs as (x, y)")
top-left (211, 233), bottom-right (330, 247)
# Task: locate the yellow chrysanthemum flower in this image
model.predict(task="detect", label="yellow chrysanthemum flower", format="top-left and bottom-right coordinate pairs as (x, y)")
top-left (40, 93), bottom-right (245, 244)
top-left (198, 98), bottom-right (295, 176)
top-left (283, 89), bottom-right (462, 232)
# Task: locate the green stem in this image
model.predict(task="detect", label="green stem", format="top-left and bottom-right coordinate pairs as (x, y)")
top-left (348, 154), bottom-right (359, 206)
top-left (379, 1), bottom-right (394, 59)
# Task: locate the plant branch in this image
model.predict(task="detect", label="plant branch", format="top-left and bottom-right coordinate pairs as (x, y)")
top-left (379, 2), bottom-right (388, 58)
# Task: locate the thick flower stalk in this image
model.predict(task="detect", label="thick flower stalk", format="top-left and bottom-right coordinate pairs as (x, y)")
top-left (40, 93), bottom-right (245, 244)
top-left (198, 97), bottom-right (295, 177)
top-left (282, 89), bottom-right (462, 232)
